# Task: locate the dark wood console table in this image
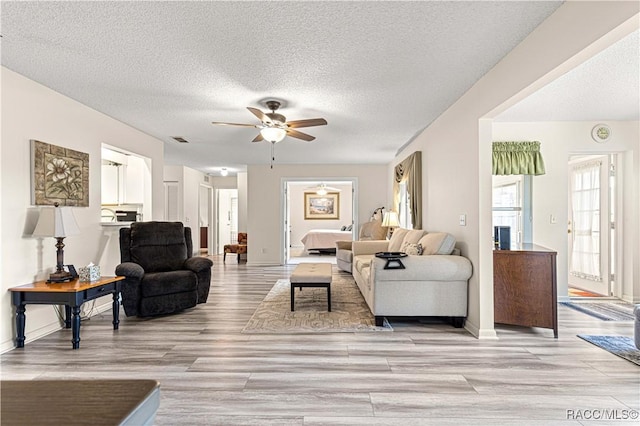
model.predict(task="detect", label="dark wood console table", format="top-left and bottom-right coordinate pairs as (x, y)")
top-left (9, 276), bottom-right (124, 349)
top-left (493, 244), bottom-right (558, 338)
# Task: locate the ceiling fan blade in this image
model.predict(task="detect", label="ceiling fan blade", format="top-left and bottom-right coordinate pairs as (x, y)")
top-left (247, 107), bottom-right (273, 125)
top-left (286, 128), bottom-right (315, 142)
top-left (211, 121), bottom-right (257, 127)
top-left (251, 133), bottom-right (264, 142)
top-left (286, 118), bottom-right (327, 128)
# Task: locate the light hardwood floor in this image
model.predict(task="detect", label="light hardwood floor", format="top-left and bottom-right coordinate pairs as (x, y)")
top-left (2, 257), bottom-right (638, 425)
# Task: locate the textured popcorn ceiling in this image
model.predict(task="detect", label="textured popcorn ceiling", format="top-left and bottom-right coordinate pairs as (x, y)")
top-left (9, 1), bottom-right (632, 175)
top-left (496, 29), bottom-right (639, 122)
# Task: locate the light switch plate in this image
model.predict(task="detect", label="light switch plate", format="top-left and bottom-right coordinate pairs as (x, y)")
top-left (459, 214), bottom-right (466, 226)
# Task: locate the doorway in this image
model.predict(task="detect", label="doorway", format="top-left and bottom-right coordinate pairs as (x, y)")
top-left (199, 185), bottom-right (213, 255)
top-left (282, 178), bottom-right (357, 264)
top-left (217, 188), bottom-right (238, 254)
top-left (567, 154), bottom-right (617, 297)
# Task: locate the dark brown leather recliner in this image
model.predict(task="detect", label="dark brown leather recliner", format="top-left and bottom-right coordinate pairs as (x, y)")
top-left (116, 221), bottom-right (213, 317)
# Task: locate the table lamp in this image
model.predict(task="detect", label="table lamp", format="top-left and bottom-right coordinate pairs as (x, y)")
top-left (382, 210), bottom-right (400, 238)
top-left (33, 203), bottom-right (80, 283)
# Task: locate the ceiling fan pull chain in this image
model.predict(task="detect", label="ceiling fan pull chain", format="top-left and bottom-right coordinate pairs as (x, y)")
top-left (270, 141), bottom-right (275, 169)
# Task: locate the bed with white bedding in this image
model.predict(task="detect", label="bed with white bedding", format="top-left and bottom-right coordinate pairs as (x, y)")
top-left (301, 229), bottom-right (353, 253)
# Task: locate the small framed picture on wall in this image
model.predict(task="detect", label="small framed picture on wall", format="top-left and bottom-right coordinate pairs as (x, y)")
top-left (304, 192), bottom-right (339, 220)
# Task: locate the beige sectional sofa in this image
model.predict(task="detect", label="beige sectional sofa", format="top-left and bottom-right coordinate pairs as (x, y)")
top-left (347, 228), bottom-right (473, 327)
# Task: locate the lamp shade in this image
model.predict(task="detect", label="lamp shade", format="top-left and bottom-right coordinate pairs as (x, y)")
top-left (33, 206), bottom-right (80, 238)
top-left (382, 211), bottom-right (400, 228)
top-left (260, 127), bottom-right (287, 143)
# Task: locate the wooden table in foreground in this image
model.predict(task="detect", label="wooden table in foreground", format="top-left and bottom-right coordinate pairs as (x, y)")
top-left (0, 379), bottom-right (160, 426)
top-left (8, 276), bottom-right (125, 349)
top-left (493, 244), bottom-right (558, 338)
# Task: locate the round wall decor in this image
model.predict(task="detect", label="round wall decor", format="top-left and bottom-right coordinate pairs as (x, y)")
top-left (591, 124), bottom-right (612, 143)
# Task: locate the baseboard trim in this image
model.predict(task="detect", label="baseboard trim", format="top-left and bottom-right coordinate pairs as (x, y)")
top-left (1, 300), bottom-right (115, 354)
top-left (464, 320), bottom-right (498, 339)
top-left (1, 321), bottom-right (61, 354)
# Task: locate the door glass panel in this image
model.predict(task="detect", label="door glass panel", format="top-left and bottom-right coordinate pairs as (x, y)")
top-left (569, 160), bottom-right (602, 282)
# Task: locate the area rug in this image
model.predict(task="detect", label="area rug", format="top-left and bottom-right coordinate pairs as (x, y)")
top-left (577, 335), bottom-right (640, 366)
top-left (242, 274), bottom-right (392, 333)
top-left (559, 301), bottom-right (636, 321)
top-left (568, 287), bottom-right (603, 298)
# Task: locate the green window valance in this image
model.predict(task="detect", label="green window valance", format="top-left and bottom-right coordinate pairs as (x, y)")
top-left (492, 141), bottom-right (546, 175)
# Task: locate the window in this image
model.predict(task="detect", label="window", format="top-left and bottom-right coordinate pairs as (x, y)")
top-left (492, 175), bottom-right (531, 246)
top-left (398, 181), bottom-right (413, 229)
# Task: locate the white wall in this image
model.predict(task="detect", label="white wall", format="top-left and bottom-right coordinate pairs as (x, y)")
top-left (493, 121), bottom-right (640, 303)
top-left (199, 185), bottom-right (209, 228)
top-left (237, 172), bottom-right (248, 233)
top-left (390, 2), bottom-right (639, 338)
top-left (289, 183), bottom-right (353, 248)
top-left (247, 164), bottom-right (387, 265)
top-left (1, 68), bottom-right (165, 352)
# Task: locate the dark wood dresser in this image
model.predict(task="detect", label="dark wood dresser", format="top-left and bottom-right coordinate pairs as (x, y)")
top-left (493, 244), bottom-right (558, 338)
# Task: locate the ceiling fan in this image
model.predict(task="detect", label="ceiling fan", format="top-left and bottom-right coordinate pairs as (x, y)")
top-left (211, 100), bottom-right (327, 143)
top-left (306, 183), bottom-right (341, 195)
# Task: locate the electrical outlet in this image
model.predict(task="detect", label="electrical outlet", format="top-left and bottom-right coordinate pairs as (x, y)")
top-left (550, 214), bottom-right (557, 224)
top-left (261, 248), bottom-right (267, 254)
top-left (459, 214), bottom-right (466, 226)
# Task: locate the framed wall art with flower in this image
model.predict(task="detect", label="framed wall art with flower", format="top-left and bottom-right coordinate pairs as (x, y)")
top-left (31, 140), bottom-right (89, 206)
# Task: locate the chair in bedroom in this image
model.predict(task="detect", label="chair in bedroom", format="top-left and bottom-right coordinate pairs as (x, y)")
top-left (224, 232), bottom-right (247, 263)
top-left (115, 221), bottom-right (213, 317)
top-left (336, 219), bottom-right (387, 273)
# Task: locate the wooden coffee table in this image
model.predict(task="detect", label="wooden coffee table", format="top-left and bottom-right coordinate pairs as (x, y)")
top-left (0, 379), bottom-right (160, 425)
top-left (9, 276), bottom-right (125, 349)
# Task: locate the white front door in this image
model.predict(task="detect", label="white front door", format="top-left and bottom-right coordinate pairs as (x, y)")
top-left (567, 155), bottom-right (612, 296)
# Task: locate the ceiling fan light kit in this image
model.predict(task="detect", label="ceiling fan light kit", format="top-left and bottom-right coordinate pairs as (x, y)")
top-left (307, 183), bottom-right (341, 195)
top-left (260, 127), bottom-right (287, 143)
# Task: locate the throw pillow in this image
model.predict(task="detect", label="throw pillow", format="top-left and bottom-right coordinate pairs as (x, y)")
top-left (340, 225), bottom-right (347, 231)
top-left (401, 242), bottom-right (423, 255)
top-left (346, 224), bottom-right (353, 231)
top-left (418, 232), bottom-right (456, 255)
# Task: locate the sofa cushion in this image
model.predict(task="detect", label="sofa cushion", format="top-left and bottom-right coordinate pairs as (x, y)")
top-left (419, 232), bottom-right (456, 255)
top-left (388, 228), bottom-right (409, 252)
top-left (401, 242), bottom-right (423, 255)
top-left (141, 270), bottom-right (197, 298)
top-left (402, 229), bottom-right (427, 245)
top-left (130, 222), bottom-right (188, 273)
